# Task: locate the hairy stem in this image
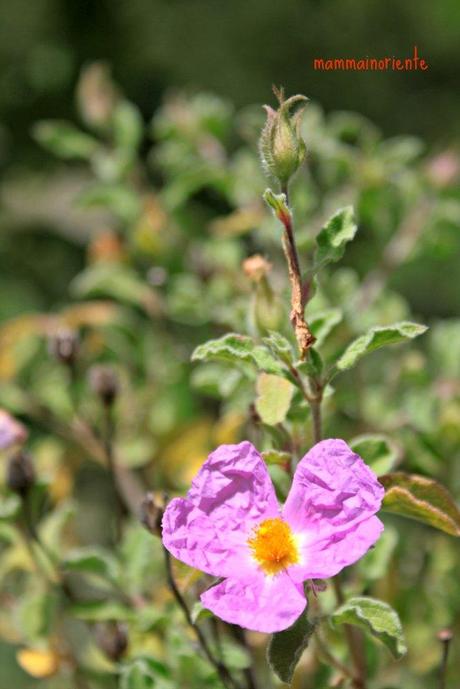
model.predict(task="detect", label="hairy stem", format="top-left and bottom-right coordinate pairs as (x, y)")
top-left (163, 546), bottom-right (241, 689)
top-left (280, 184), bottom-right (315, 360)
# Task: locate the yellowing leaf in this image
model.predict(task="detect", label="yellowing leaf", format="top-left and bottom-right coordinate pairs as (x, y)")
top-left (17, 648), bottom-right (60, 678)
top-left (255, 373), bottom-right (294, 426)
top-left (380, 472), bottom-right (460, 536)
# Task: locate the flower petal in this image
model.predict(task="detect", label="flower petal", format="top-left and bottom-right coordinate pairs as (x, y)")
top-left (282, 439), bottom-right (384, 579)
top-left (200, 571), bottom-right (306, 633)
top-left (162, 497), bottom-right (253, 578)
top-left (290, 515), bottom-right (384, 581)
top-left (187, 441), bottom-right (279, 534)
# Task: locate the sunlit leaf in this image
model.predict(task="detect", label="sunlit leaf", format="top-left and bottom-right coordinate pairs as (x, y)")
top-left (255, 373), bottom-right (294, 425)
top-left (380, 473), bottom-right (460, 536)
top-left (334, 322), bottom-right (428, 374)
top-left (63, 547), bottom-right (119, 581)
top-left (332, 596), bottom-right (407, 659)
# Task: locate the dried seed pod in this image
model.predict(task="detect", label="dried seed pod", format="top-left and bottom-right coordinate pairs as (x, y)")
top-left (48, 328), bottom-right (80, 366)
top-left (7, 451), bottom-right (36, 496)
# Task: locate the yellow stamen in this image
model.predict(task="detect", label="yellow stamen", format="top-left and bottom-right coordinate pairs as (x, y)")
top-left (248, 517), bottom-right (299, 575)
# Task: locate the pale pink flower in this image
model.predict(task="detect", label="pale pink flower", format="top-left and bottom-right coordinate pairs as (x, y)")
top-left (0, 409), bottom-right (27, 451)
top-left (162, 439), bottom-right (384, 633)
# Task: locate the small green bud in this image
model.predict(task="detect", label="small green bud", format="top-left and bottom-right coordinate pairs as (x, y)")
top-left (259, 86), bottom-right (308, 185)
top-left (263, 188), bottom-right (291, 226)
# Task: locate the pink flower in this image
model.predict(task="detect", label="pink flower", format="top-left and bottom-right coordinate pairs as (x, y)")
top-left (162, 439), bottom-right (384, 633)
top-left (0, 409), bottom-right (27, 451)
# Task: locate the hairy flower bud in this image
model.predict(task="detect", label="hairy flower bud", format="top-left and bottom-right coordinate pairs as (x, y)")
top-left (259, 87), bottom-right (308, 185)
top-left (89, 365), bottom-right (119, 407)
top-left (48, 328), bottom-right (80, 366)
top-left (95, 622), bottom-right (128, 662)
top-left (7, 451), bottom-right (36, 496)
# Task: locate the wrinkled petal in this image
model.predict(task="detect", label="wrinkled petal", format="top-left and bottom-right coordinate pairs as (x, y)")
top-left (283, 439), bottom-right (384, 579)
top-left (162, 497), bottom-right (254, 578)
top-left (187, 441), bottom-right (279, 534)
top-left (289, 515), bottom-right (384, 581)
top-left (200, 570), bottom-right (306, 633)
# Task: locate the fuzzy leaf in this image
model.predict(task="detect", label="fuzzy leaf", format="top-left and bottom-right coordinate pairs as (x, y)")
top-left (335, 322), bottom-right (428, 373)
top-left (309, 308), bottom-right (342, 346)
top-left (332, 596), bottom-right (407, 659)
top-left (380, 473), bottom-right (460, 536)
top-left (70, 600), bottom-right (133, 621)
top-left (314, 206), bottom-right (357, 270)
top-left (192, 333), bottom-right (283, 374)
top-left (350, 434), bottom-right (399, 475)
top-left (255, 373), bottom-right (294, 425)
top-left (267, 613), bottom-right (316, 684)
top-left (120, 660), bottom-right (156, 689)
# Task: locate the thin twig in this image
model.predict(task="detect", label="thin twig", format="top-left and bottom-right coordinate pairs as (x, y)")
top-left (437, 629), bottom-right (453, 689)
top-left (163, 546), bottom-right (241, 689)
top-left (230, 626), bottom-right (258, 689)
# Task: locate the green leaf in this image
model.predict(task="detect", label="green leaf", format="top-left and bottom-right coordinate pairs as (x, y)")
top-left (190, 601), bottom-right (212, 624)
top-left (261, 449), bottom-right (291, 466)
top-left (77, 183), bottom-right (141, 223)
top-left (70, 600), bottom-right (133, 621)
top-left (350, 434), bottom-right (399, 475)
top-left (220, 641), bottom-right (251, 670)
top-left (267, 613), bottom-right (316, 684)
top-left (113, 101), bottom-right (143, 153)
top-left (380, 473), bottom-right (460, 536)
top-left (314, 206), bottom-right (357, 270)
top-left (0, 493), bottom-right (21, 521)
top-left (268, 465), bottom-right (291, 501)
top-left (71, 263), bottom-right (158, 313)
top-left (296, 348), bottom-right (323, 378)
top-left (309, 308), bottom-right (342, 346)
top-left (357, 526), bottom-right (398, 581)
top-left (63, 547), bottom-right (119, 582)
top-left (191, 333), bottom-right (283, 374)
top-left (255, 373), bottom-right (294, 425)
top-left (120, 659), bottom-right (156, 689)
top-left (335, 322), bottom-right (428, 373)
top-left (263, 331), bottom-right (294, 360)
top-left (32, 120), bottom-right (99, 159)
top-left (332, 596), bottom-right (407, 659)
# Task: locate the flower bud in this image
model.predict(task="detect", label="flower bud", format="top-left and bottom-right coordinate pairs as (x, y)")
top-left (7, 451), bottom-right (35, 496)
top-left (259, 87), bottom-right (308, 185)
top-left (89, 365), bottom-right (119, 407)
top-left (48, 328), bottom-right (80, 366)
top-left (77, 62), bottom-right (119, 129)
top-left (95, 622), bottom-right (128, 662)
top-left (140, 492), bottom-right (164, 537)
top-left (242, 254), bottom-right (272, 283)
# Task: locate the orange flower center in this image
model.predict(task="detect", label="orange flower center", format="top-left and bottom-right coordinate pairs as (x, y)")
top-left (247, 518), bottom-right (299, 575)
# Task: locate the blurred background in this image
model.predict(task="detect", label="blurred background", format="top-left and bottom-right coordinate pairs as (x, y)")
top-left (0, 1), bottom-right (459, 687)
top-left (1, 0), bottom-right (460, 320)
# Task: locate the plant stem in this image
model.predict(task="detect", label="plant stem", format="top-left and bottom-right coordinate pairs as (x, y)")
top-left (102, 403), bottom-right (124, 542)
top-left (280, 184), bottom-right (315, 360)
top-left (333, 578), bottom-right (367, 689)
top-left (163, 546), bottom-right (241, 689)
top-left (437, 629), bottom-right (453, 689)
top-left (230, 626), bottom-right (259, 689)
